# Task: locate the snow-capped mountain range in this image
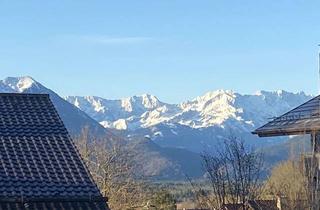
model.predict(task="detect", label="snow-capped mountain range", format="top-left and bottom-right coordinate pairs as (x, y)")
top-left (66, 90), bottom-right (310, 131)
top-left (0, 76), bottom-right (312, 153)
top-left (66, 88), bottom-right (311, 152)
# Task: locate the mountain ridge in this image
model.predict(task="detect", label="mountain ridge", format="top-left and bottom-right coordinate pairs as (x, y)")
top-left (66, 89), bottom-right (310, 129)
top-left (66, 89), bottom-right (311, 152)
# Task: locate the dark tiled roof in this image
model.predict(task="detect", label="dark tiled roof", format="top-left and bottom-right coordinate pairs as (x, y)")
top-left (253, 95), bottom-right (320, 137)
top-left (248, 200), bottom-right (278, 210)
top-left (0, 200), bottom-right (108, 210)
top-left (221, 203), bottom-right (243, 210)
top-left (0, 93), bottom-right (108, 209)
top-left (222, 200), bottom-right (278, 210)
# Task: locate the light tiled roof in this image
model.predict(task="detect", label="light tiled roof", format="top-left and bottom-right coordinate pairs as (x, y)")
top-left (253, 95), bottom-right (320, 137)
top-left (0, 93), bottom-right (108, 209)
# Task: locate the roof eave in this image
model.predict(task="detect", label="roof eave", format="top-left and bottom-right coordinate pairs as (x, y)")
top-left (252, 128), bottom-right (314, 137)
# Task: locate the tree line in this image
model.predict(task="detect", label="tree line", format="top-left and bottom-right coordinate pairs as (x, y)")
top-left (75, 129), bottom-right (313, 210)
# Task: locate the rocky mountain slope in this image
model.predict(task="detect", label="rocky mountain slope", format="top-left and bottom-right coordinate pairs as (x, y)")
top-left (66, 90), bottom-right (311, 152)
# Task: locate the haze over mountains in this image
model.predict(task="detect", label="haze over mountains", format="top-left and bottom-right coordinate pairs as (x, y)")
top-left (0, 76), bottom-right (312, 179)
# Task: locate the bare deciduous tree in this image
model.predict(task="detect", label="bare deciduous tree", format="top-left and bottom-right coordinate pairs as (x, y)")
top-left (75, 129), bottom-right (150, 210)
top-left (191, 136), bottom-right (263, 209)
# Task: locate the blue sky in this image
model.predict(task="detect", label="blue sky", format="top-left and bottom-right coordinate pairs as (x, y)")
top-left (0, 0), bottom-right (319, 103)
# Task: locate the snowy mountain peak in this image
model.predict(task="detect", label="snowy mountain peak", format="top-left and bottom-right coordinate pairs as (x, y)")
top-left (122, 94), bottom-right (162, 112)
top-left (195, 89), bottom-right (235, 102)
top-left (2, 76), bottom-right (39, 93)
top-left (255, 90), bottom-right (308, 97)
top-left (140, 94), bottom-right (161, 108)
top-left (276, 89), bottom-right (285, 95)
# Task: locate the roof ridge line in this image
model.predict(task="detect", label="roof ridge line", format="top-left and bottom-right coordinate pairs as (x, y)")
top-left (0, 93), bottom-right (49, 97)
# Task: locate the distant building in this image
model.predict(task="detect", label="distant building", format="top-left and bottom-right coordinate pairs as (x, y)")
top-left (176, 201), bottom-right (207, 210)
top-left (221, 200), bottom-right (279, 210)
top-left (0, 93), bottom-right (109, 209)
top-left (176, 199), bottom-right (280, 210)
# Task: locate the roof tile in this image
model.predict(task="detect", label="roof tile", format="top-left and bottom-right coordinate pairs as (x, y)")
top-left (253, 95), bottom-right (320, 136)
top-left (0, 93), bottom-right (108, 209)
